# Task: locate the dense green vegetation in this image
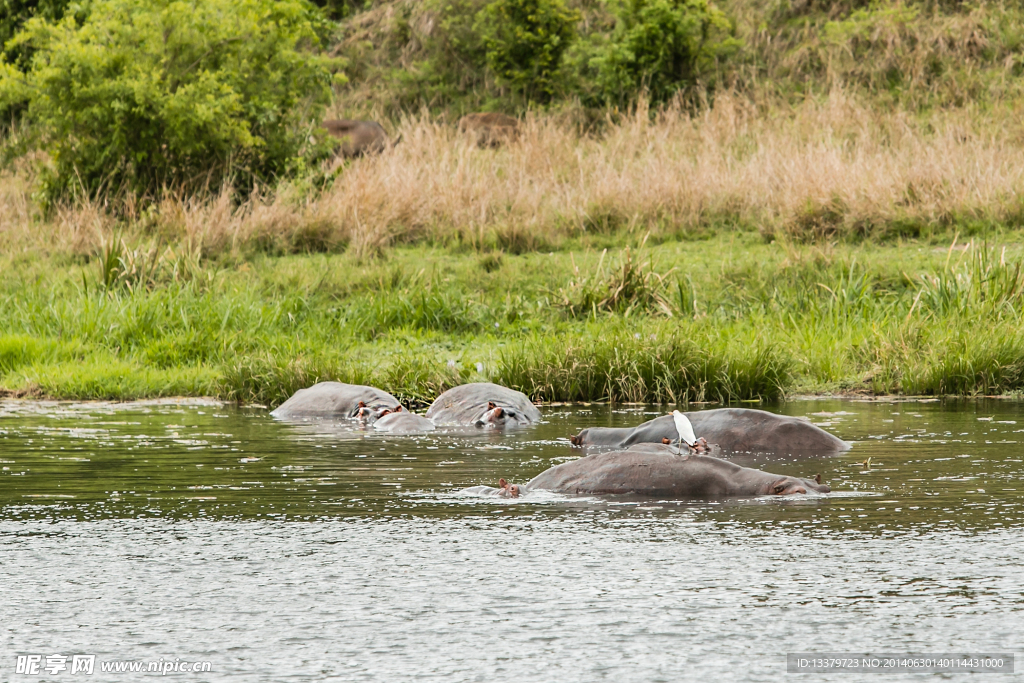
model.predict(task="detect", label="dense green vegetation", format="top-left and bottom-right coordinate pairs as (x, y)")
top-left (3, 0), bottom-right (1024, 402)
top-left (1, 0), bottom-right (343, 200)
top-left (2, 234), bottom-right (1023, 405)
top-left (332, 0), bottom-right (1024, 117)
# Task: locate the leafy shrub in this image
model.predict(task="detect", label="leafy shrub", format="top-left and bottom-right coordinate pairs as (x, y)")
top-left (0, 0), bottom-right (344, 202)
top-left (0, 0), bottom-right (70, 54)
top-left (476, 0), bottom-right (579, 101)
top-left (589, 0), bottom-right (739, 105)
top-left (0, 0), bottom-right (71, 122)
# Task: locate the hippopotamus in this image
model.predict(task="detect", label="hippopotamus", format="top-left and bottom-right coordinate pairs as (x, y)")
top-left (270, 382), bottom-right (401, 421)
top-left (460, 478), bottom-right (522, 498)
top-left (322, 119), bottom-right (399, 158)
top-left (570, 408), bottom-right (849, 455)
top-left (372, 407), bottom-right (436, 434)
top-left (457, 112), bottom-right (519, 147)
top-left (525, 444), bottom-right (830, 498)
top-left (426, 382), bottom-right (541, 427)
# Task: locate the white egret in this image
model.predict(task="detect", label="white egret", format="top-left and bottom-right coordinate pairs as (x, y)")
top-left (672, 410), bottom-right (697, 452)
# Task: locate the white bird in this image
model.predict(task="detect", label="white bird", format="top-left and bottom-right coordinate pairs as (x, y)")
top-left (672, 410), bottom-right (697, 452)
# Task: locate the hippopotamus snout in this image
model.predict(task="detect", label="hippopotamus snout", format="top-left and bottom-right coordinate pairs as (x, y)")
top-left (768, 474), bottom-right (830, 495)
top-left (475, 402), bottom-right (518, 427)
top-left (460, 478), bottom-right (524, 498)
top-left (503, 481), bottom-right (522, 498)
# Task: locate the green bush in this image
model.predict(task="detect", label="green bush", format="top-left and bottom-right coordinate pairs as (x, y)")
top-left (476, 0), bottom-right (579, 101)
top-left (0, 0), bottom-right (70, 53)
top-left (0, 0), bottom-right (344, 201)
top-left (589, 0), bottom-right (739, 105)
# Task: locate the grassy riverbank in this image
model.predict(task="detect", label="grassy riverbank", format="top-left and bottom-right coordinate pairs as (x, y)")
top-left (2, 231), bottom-right (1023, 405)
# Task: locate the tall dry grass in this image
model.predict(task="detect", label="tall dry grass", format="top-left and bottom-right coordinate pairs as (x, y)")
top-left (3, 91), bottom-right (1024, 259)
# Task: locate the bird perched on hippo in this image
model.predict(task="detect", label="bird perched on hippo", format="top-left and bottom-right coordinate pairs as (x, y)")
top-left (571, 407), bottom-right (849, 456)
top-left (468, 443), bottom-right (829, 499)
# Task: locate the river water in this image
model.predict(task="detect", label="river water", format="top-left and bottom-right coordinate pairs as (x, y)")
top-left (1, 399), bottom-right (1022, 681)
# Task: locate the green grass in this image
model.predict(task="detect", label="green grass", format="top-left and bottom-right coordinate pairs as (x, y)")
top-left (2, 230), bottom-right (1024, 404)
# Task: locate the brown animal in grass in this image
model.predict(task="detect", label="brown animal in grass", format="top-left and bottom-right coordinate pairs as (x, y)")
top-left (322, 119), bottom-right (399, 158)
top-left (457, 112), bottom-right (519, 147)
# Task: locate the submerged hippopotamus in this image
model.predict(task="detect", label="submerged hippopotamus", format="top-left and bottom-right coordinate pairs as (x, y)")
top-left (270, 382), bottom-right (401, 421)
top-left (571, 408), bottom-right (849, 455)
top-left (460, 478), bottom-right (522, 498)
top-left (524, 444), bottom-right (830, 498)
top-left (322, 119), bottom-right (399, 158)
top-left (372, 407), bottom-right (436, 434)
top-left (426, 383), bottom-right (541, 427)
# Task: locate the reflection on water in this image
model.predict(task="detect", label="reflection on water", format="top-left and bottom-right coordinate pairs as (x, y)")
top-left (2, 399), bottom-right (1023, 681)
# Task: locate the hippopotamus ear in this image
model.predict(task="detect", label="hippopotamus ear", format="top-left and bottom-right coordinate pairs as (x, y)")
top-left (570, 434), bottom-right (583, 447)
top-left (488, 402), bottom-right (496, 410)
top-left (814, 473), bottom-right (821, 484)
top-left (499, 478), bottom-right (509, 489)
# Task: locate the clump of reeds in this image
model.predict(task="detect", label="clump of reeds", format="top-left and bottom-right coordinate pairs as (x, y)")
top-left (496, 326), bottom-right (791, 403)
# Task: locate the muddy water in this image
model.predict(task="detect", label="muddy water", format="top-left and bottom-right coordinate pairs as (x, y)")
top-left (1, 399), bottom-right (1022, 681)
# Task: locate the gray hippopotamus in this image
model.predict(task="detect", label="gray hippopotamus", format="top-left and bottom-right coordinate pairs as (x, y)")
top-left (270, 382), bottom-right (401, 421)
top-left (426, 383), bottom-right (541, 427)
top-left (570, 408), bottom-right (849, 455)
top-left (525, 443), bottom-right (830, 498)
top-left (372, 407), bottom-right (436, 434)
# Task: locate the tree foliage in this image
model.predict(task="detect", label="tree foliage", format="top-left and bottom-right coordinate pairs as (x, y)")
top-left (0, 0), bottom-right (343, 201)
top-left (476, 0), bottom-right (579, 101)
top-left (592, 0), bottom-right (740, 105)
top-left (0, 0), bottom-right (71, 51)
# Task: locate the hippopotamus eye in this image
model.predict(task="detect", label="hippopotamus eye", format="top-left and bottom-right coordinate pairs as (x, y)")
top-left (773, 484), bottom-right (786, 495)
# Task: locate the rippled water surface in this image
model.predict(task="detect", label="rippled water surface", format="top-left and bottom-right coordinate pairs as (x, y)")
top-left (2, 398), bottom-right (1023, 681)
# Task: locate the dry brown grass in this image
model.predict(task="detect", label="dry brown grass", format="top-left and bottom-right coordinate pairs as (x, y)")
top-left (4, 91), bottom-right (1024, 258)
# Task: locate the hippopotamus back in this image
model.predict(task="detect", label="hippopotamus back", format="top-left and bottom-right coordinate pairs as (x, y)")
top-left (574, 408), bottom-right (849, 455)
top-left (372, 411), bottom-right (436, 434)
top-left (527, 444), bottom-right (829, 498)
top-left (426, 383), bottom-right (541, 427)
top-left (271, 382), bottom-right (400, 420)
top-left (685, 408), bottom-right (849, 454)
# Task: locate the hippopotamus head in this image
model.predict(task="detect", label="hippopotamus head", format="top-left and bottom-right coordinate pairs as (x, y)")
top-left (475, 402), bottom-right (520, 428)
top-left (498, 478), bottom-right (522, 498)
top-left (660, 436), bottom-right (711, 453)
top-left (764, 473), bottom-right (830, 495)
top-left (356, 402), bottom-right (401, 422)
